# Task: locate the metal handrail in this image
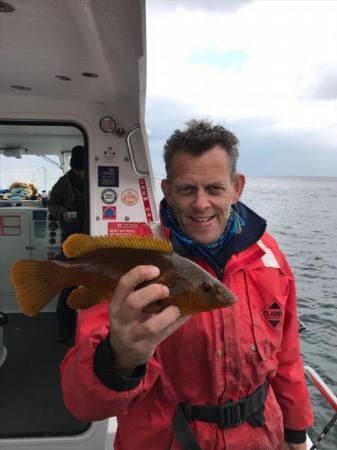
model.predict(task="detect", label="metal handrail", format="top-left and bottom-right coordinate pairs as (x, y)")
top-left (305, 365), bottom-right (337, 450)
top-left (125, 125), bottom-right (149, 177)
top-left (305, 366), bottom-right (337, 412)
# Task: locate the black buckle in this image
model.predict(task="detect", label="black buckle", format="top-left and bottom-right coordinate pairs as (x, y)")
top-left (219, 399), bottom-right (245, 429)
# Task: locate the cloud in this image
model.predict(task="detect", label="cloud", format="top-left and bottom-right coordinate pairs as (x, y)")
top-left (303, 68), bottom-right (337, 101)
top-left (145, 1), bottom-right (337, 176)
top-left (146, 97), bottom-right (196, 175)
top-left (230, 117), bottom-right (337, 177)
top-left (146, 96), bottom-right (337, 177)
top-left (146, 1), bottom-right (337, 119)
top-left (147, 1), bottom-right (252, 15)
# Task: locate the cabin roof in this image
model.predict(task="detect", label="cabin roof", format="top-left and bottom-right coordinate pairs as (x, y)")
top-left (0, 0), bottom-right (146, 105)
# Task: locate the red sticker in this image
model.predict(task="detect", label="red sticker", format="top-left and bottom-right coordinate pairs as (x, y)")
top-left (139, 178), bottom-right (153, 223)
top-left (108, 222), bottom-right (145, 236)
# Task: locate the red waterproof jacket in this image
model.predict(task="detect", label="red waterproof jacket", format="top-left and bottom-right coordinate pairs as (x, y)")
top-left (61, 230), bottom-right (313, 450)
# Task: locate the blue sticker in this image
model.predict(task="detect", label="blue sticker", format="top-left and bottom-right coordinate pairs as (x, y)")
top-left (103, 206), bottom-right (117, 220)
top-left (98, 166), bottom-right (119, 187)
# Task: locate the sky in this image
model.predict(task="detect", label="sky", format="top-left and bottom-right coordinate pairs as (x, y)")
top-left (145, 0), bottom-right (337, 177)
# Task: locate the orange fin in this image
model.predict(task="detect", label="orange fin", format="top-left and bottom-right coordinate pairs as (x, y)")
top-left (67, 286), bottom-right (106, 310)
top-left (63, 233), bottom-right (173, 258)
top-left (10, 260), bottom-right (61, 316)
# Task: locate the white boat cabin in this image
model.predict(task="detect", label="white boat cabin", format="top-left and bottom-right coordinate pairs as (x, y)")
top-left (0, 1), bottom-right (156, 448)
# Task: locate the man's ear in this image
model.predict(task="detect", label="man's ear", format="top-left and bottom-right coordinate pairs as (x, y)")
top-left (161, 179), bottom-right (171, 204)
top-left (231, 173), bottom-right (245, 204)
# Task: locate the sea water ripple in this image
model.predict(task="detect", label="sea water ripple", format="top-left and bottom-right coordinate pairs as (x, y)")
top-left (242, 176), bottom-right (337, 450)
top-left (155, 176), bottom-right (337, 449)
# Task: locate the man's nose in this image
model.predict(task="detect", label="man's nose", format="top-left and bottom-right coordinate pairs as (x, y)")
top-left (192, 189), bottom-right (211, 210)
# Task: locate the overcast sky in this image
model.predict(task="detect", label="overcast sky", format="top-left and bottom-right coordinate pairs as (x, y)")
top-left (145, 0), bottom-right (337, 177)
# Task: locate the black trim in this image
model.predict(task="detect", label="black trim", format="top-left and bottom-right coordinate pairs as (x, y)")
top-left (173, 381), bottom-right (269, 450)
top-left (94, 335), bottom-right (146, 391)
top-left (180, 381), bottom-right (268, 429)
top-left (0, 311), bottom-right (8, 326)
top-left (284, 428), bottom-right (306, 444)
top-left (232, 202), bottom-right (267, 253)
top-left (173, 404), bottom-right (202, 450)
top-left (212, 202), bottom-right (267, 272)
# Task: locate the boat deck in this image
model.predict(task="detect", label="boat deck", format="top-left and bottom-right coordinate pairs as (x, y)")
top-left (0, 313), bottom-right (89, 438)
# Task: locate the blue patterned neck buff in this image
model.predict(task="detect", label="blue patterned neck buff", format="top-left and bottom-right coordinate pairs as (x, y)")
top-left (164, 202), bottom-right (244, 255)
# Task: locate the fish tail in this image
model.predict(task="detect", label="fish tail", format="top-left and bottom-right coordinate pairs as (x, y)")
top-left (10, 260), bottom-right (63, 316)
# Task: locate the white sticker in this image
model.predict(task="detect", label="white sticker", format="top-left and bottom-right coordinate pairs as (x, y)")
top-left (101, 188), bottom-right (118, 204)
top-left (121, 189), bottom-right (139, 206)
top-left (103, 146), bottom-right (117, 161)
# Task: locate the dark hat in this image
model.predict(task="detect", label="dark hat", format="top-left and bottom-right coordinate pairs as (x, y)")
top-left (70, 145), bottom-right (85, 170)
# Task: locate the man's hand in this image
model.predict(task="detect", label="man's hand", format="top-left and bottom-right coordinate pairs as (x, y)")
top-left (284, 442), bottom-right (307, 450)
top-left (109, 265), bottom-right (190, 371)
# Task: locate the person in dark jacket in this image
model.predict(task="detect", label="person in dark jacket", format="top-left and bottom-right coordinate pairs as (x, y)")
top-left (48, 145), bottom-right (86, 342)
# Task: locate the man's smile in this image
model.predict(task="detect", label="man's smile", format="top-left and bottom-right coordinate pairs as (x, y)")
top-left (186, 215), bottom-right (217, 228)
top-left (189, 215), bottom-right (215, 222)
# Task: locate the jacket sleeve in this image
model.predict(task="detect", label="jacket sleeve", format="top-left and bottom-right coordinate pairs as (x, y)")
top-left (270, 255), bottom-right (314, 431)
top-left (48, 177), bottom-right (68, 221)
top-left (60, 303), bottom-right (162, 422)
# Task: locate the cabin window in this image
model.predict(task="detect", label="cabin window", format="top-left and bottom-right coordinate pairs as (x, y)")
top-left (0, 122), bottom-right (90, 437)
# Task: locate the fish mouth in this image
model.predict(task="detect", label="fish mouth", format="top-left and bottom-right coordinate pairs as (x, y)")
top-left (225, 293), bottom-right (237, 305)
top-left (216, 285), bottom-right (237, 306)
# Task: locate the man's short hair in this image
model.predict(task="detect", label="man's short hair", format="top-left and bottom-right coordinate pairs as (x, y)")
top-left (163, 119), bottom-right (239, 179)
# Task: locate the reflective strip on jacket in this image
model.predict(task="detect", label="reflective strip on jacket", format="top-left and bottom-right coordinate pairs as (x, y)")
top-left (60, 231), bottom-right (314, 450)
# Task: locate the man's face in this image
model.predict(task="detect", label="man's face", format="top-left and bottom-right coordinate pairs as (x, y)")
top-left (161, 146), bottom-right (245, 244)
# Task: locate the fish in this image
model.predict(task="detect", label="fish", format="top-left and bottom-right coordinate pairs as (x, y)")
top-left (10, 234), bottom-right (237, 317)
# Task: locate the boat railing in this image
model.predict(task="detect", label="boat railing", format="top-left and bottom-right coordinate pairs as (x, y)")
top-left (125, 125), bottom-right (149, 177)
top-left (305, 365), bottom-right (337, 449)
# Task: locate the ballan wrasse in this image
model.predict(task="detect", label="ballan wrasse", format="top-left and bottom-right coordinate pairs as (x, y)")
top-left (11, 234), bottom-right (237, 317)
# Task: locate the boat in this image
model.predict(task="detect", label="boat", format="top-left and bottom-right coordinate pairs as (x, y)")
top-left (0, 1), bottom-right (335, 449)
top-left (0, 0), bottom-right (154, 448)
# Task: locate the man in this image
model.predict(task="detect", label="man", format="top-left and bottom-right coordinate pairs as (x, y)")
top-left (61, 121), bottom-right (313, 449)
top-left (48, 145), bottom-right (86, 342)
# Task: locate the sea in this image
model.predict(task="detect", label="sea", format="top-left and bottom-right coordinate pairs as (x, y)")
top-left (155, 175), bottom-right (337, 450)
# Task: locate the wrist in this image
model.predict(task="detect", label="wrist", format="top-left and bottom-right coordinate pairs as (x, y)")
top-left (109, 340), bottom-right (143, 375)
top-left (94, 335), bottom-right (147, 391)
top-left (109, 338), bottom-right (145, 374)
top-left (111, 357), bottom-right (138, 377)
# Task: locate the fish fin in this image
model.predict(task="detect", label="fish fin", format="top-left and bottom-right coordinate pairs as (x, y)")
top-left (67, 286), bottom-right (106, 310)
top-left (63, 233), bottom-right (173, 258)
top-left (10, 260), bottom-right (62, 317)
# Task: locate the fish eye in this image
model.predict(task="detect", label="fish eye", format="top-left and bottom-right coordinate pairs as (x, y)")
top-left (202, 281), bottom-right (213, 294)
